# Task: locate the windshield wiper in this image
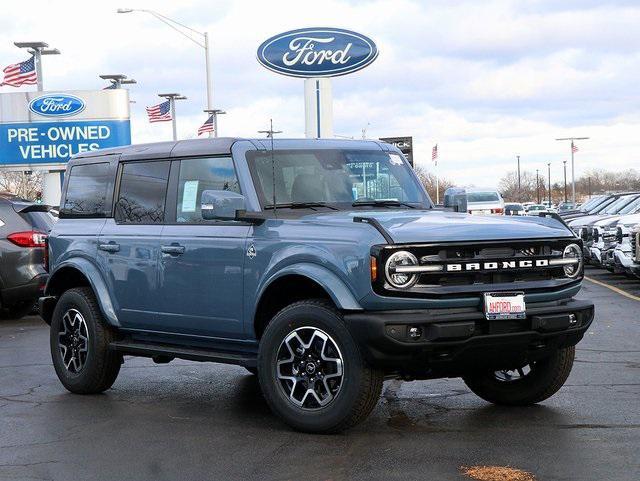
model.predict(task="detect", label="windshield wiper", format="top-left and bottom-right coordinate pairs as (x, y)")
top-left (263, 202), bottom-right (339, 211)
top-left (352, 199), bottom-right (417, 209)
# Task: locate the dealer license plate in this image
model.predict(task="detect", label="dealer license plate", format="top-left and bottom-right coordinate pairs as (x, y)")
top-left (484, 292), bottom-right (526, 320)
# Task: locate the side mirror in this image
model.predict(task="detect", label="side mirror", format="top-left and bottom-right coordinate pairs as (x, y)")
top-left (200, 190), bottom-right (246, 221)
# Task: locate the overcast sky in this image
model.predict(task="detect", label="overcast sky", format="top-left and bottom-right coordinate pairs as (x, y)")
top-left (1, 0), bottom-right (639, 187)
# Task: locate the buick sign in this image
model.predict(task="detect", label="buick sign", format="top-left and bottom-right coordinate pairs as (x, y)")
top-left (257, 27), bottom-right (378, 78)
top-left (29, 94), bottom-right (86, 118)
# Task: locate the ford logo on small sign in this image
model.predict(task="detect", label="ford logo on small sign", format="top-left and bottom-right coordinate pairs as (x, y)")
top-left (257, 27), bottom-right (378, 78)
top-left (29, 94), bottom-right (86, 118)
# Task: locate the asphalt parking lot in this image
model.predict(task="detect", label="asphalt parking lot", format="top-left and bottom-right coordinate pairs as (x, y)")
top-left (1, 269), bottom-right (638, 481)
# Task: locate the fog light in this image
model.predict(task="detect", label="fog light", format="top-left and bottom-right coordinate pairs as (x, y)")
top-left (569, 314), bottom-right (577, 325)
top-left (408, 327), bottom-right (422, 339)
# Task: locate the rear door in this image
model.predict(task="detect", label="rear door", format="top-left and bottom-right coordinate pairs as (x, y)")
top-left (157, 156), bottom-right (250, 339)
top-left (97, 160), bottom-right (170, 330)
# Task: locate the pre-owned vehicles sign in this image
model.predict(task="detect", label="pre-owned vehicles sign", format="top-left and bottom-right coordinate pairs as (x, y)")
top-left (257, 27), bottom-right (378, 78)
top-left (0, 89), bottom-right (131, 168)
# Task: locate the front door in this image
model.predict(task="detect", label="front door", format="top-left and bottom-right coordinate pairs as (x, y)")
top-left (157, 156), bottom-right (250, 339)
top-left (97, 160), bottom-right (171, 330)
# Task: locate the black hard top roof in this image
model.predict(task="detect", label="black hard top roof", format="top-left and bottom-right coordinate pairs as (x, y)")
top-left (68, 137), bottom-right (393, 165)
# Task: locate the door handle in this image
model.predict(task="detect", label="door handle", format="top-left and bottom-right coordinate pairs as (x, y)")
top-left (98, 243), bottom-right (120, 253)
top-left (161, 244), bottom-right (185, 255)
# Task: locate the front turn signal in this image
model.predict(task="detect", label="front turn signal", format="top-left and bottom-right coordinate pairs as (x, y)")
top-left (370, 256), bottom-right (378, 282)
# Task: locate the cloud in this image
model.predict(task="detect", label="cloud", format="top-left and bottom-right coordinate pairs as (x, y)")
top-left (1, 0), bottom-right (639, 188)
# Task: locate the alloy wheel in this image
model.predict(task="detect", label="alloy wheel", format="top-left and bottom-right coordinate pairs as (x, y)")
top-left (58, 309), bottom-right (89, 374)
top-left (276, 326), bottom-right (344, 410)
top-left (494, 364), bottom-right (533, 382)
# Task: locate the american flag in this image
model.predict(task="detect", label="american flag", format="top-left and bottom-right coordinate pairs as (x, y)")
top-left (432, 144), bottom-right (438, 162)
top-left (197, 114), bottom-right (214, 136)
top-left (572, 142), bottom-right (578, 153)
top-left (146, 100), bottom-right (172, 123)
top-left (1, 56), bottom-right (37, 87)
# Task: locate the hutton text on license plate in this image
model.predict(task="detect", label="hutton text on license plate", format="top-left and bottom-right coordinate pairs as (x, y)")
top-left (484, 292), bottom-right (526, 320)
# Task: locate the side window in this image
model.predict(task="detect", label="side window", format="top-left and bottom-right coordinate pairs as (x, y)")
top-left (115, 161), bottom-right (170, 224)
top-left (62, 162), bottom-right (112, 217)
top-left (176, 157), bottom-right (241, 223)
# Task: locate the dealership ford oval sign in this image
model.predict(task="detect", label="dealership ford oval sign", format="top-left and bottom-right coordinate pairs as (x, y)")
top-left (29, 93), bottom-right (86, 118)
top-left (257, 27), bottom-right (378, 78)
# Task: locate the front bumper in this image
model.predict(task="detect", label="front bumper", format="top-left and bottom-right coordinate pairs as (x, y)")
top-left (344, 298), bottom-right (594, 378)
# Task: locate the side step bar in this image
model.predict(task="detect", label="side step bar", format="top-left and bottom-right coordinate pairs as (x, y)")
top-left (109, 341), bottom-right (257, 368)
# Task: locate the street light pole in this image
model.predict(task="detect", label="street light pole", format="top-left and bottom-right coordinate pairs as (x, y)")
top-left (536, 169), bottom-right (540, 204)
top-left (117, 8), bottom-right (218, 137)
top-left (563, 160), bottom-right (567, 203)
top-left (556, 136), bottom-right (589, 205)
top-left (159, 93), bottom-right (187, 141)
top-left (547, 162), bottom-right (552, 207)
top-left (516, 155), bottom-right (521, 194)
top-left (14, 42), bottom-right (60, 91)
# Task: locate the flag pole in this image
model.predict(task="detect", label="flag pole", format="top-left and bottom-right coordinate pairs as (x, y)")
top-left (436, 160), bottom-right (439, 205)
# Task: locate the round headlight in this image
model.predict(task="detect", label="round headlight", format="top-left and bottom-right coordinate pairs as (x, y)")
top-left (563, 243), bottom-right (583, 278)
top-left (385, 251), bottom-right (419, 288)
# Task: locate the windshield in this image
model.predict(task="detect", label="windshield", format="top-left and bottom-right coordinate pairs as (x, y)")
top-left (602, 196), bottom-right (635, 214)
top-left (467, 192), bottom-right (500, 203)
top-left (591, 196), bottom-right (617, 213)
top-left (529, 205), bottom-right (545, 210)
top-left (578, 196), bottom-right (602, 211)
top-left (618, 196), bottom-right (640, 215)
top-left (246, 149), bottom-right (431, 209)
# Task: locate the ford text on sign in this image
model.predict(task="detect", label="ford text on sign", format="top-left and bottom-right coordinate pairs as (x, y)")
top-left (29, 94), bottom-right (86, 118)
top-left (0, 120), bottom-right (131, 165)
top-left (257, 27), bottom-right (378, 78)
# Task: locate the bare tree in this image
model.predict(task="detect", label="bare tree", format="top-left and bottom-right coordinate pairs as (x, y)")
top-left (498, 170), bottom-right (546, 203)
top-left (0, 171), bottom-right (43, 201)
top-left (413, 165), bottom-right (455, 202)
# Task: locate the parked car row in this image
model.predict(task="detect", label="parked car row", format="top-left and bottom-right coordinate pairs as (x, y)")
top-left (559, 192), bottom-right (640, 279)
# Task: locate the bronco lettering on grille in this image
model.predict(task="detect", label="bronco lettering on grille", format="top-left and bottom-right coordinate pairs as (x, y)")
top-left (445, 259), bottom-right (550, 272)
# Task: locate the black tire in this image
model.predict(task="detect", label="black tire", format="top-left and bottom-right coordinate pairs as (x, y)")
top-left (245, 367), bottom-right (258, 376)
top-left (257, 300), bottom-right (383, 433)
top-left (462, 346), bottom-right (575, 406)
top-left (50, 287), bottom-right (122, 394)
top-left (0, 300), bottom-right (34, 320)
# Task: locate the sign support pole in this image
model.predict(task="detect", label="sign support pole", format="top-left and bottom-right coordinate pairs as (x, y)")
top-left (304, 78), bottom-right (333, 138)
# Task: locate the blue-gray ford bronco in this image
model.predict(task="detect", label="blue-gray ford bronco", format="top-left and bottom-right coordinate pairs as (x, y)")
top-left (40, 138), bottom-right (594, 433)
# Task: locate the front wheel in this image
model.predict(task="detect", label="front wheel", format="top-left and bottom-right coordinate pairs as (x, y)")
top-left (462, 346), bottom-right (575, 406)
top-left (257, 300), bottom-right (383, 433)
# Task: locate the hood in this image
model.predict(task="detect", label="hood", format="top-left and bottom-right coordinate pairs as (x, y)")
top-left (568, 214), bottom-right (616, 227)
top-left (300, 209), bottom-right (573, 244)
top-left (616, 213), bottom-right (640, 227)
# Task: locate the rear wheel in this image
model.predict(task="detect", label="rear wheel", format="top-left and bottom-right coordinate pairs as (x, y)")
top-left (50, 287), bottom-right (122, 394)
top-left (462, 347), bottom-right (575, 406)
top-left (258, 300), bottom-right (383, 433)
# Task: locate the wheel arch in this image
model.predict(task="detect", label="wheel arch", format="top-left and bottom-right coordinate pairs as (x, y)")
top-left (252, 263), bottom-right (362, 339)
top-left (44, 259), bottom-right (119, 327)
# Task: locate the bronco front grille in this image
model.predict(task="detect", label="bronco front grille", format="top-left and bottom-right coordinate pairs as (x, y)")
top-left (373, 238), bottom-right (581, 298)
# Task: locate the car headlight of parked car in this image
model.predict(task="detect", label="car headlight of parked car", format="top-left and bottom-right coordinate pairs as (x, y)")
top-left (385, 250), bottom-right (419, 288)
